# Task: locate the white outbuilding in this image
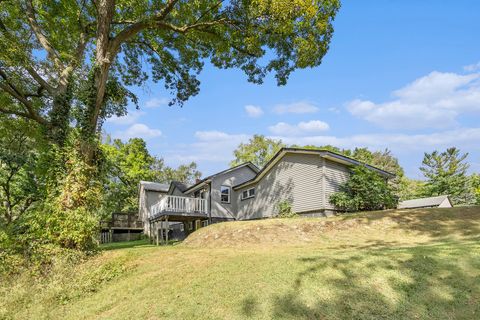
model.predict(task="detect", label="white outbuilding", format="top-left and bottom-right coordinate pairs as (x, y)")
top-left (398, 195), bottom-right (453, 209)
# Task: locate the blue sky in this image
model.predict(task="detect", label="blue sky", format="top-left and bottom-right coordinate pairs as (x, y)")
top-left (105, 0), bottom-right (480, 179)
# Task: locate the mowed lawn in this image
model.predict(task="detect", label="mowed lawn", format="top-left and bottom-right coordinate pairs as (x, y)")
top-left (2, 207), bottom-right (480, 319)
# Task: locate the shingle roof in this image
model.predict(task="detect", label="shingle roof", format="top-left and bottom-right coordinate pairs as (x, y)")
top-left (183, 162), bottom-right (259, 193)
top-left (170, 181), bottom-right (190, 192)
top-left (139, 181), bottom-right (169, 192)
top-left (398, 195), bottom-right (451, 209)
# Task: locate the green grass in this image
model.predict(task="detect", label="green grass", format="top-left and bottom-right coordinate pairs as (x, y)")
top-left (99, 238), bottom-right (152, 251)
top-left (2, 207), bottom-right (480, 319)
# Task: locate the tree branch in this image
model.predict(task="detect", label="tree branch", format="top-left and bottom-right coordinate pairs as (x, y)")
top-left (25, 0), bottom-right (65, 71)
top-left (25, 66), bottom-right (56, 94)
top-left (109, 0), bottom-right (180, 54)
top-left (0, 68), bottom-right (48, 125)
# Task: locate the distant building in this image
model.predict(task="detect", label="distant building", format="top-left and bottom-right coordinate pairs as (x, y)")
top-left (398, 195), bottom-right (453, 209)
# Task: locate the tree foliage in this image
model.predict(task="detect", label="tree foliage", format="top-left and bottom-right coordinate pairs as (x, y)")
top-left (100, 137), bottom-right (201, 218)
top-left (420, 147), bottom-right (470, 204)
top-left (230, 134), bottom-right (285, 168)
top-left (329, 166), bottom-right (398, 212)
top-left (470, 174), bottom-right (480, 205)
top-left (0, 0), bottom-right (341, 143)
top-left (0, 117), bottom-right (43, 226)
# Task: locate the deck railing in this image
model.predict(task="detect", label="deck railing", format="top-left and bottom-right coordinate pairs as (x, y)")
top-left (150, 195), bottom-right (207, 217)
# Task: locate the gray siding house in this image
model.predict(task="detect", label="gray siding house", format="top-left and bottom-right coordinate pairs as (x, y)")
top-left (139, 148), bottom-right (394, 242)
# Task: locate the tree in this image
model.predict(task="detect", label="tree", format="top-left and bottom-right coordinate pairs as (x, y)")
top-left (420, 147), bottom-right (470, 204)
top-left (0, 1), bottom-right (340, 249)
top-left (0, 117), bottom-right (43, 226)
top-left (470, 174), bottom-right (480, 205)
top-left (101, 137), bottom-right (201, 217)
top-left (0, 0), bottom-right (340, 148)
top-left (329, 166), bottom-right (398, 212)
top-left (230, 135), bottom-right (285, 168)
top-left (396, 177), bottom-right (427, 201)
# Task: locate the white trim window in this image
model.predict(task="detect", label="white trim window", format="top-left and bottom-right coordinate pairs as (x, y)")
top-left (241, 187), bottom-right (255, 200)
top-left (220, 185), bottom-right (231, 203)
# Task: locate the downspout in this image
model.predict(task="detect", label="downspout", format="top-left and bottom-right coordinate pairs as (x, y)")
top-left (208, 182), bottom-right (212, 223)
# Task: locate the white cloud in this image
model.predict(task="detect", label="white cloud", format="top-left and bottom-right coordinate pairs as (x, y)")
top-left (464, 62), bottom-right (480, 72)
top-left (272, 101), bottom-right (319, 114)
top-left (269, 127), bottom-right (480, 152)
top-left (194, 130), bottom-right (235, 141)
top-left (269, 120), bottom-right (329, 136)
top-left (114, 123), bottom-right (162, 140)
top-left (167, 131), bottom-right (250, 164)
top-left (145, 97), bottom-right (169, 108)
top-left (244, 105), bottom-right (264, 118)
top-left (347, 71), bottom-right (480, 129)
top-left (107, 110), bottom-right (145, 125)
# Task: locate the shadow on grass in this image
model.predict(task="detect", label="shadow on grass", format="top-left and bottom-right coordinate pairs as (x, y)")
top-left (352, 206), bottom-right (480, 239)
top-left (100, 239), bottom-right (154, 251)
top-left (241, 240), bottom-right (480, 319)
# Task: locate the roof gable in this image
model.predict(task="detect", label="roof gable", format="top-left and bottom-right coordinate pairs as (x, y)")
top-left (183, 162), bottom-right (259, 193)
top-left (233, 148), bottom-right (395, 190)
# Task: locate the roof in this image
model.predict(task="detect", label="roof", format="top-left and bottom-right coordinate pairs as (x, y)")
top-left (398, 195), bottom-right (451, 209)
top-left (139, 181), bottom-right (169, 192)
top-left (183, 162), bottom-right (260, 193)
top-left (169, 180), bottom-right (190, 193)
top-left (233, 147), bottom-right (395, 190)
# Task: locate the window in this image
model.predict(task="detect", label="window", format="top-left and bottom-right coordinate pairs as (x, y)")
top-left (220, 185), bottom-right (231, 203)
top-left (202, 220), bottom-right (209, 227)
top-left (241, 188), bottom-right (255, 200)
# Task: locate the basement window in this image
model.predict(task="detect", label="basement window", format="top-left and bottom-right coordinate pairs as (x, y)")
top-left (241, 188), bottom-right (255, 200)
top-left (220, 185), bottom-right (231, 203)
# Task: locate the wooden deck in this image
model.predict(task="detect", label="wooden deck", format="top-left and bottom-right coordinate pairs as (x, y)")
top-left (149, 195), bottom-right (208, 222)
top-left (149, 195), bottom-right (209, 245)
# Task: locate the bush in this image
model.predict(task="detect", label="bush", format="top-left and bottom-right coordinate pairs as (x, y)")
top-left (277, 200), bottom-right (297, 218)
top-left (329, 166), bottom-right (398, 212)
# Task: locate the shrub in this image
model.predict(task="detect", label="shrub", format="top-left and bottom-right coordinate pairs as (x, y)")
top-left (329, 166), bottom-right (398, 212)
top-left (277, 200), bottom-right (297, 218)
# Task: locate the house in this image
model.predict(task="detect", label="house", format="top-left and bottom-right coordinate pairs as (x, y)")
top-left (398, 195), bottom-right (453, 209)
top-left (139, 148), bottom-right (395, 243)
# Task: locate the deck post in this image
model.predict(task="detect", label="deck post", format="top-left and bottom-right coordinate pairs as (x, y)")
top-left (159, 219), bottom-right (163, 245)
top-left (165, 216), bottom-right (169, 244)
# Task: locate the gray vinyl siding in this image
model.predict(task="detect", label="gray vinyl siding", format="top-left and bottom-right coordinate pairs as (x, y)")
top-left (205, 166), bottom-right (257, 220)
top-left (139, 188), bottom-right (167, 235)
top-left (235, 153), bottom-right (324, 220)
top-left (324, 159), bottom-right (350, 210)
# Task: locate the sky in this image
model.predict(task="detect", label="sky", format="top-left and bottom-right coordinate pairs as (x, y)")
top-left (104, 0), bottom-right (480, 179)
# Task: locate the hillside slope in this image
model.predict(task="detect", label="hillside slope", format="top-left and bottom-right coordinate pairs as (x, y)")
top-left (184, 207), bottom-right (480, 248)
top-left (2, 207), bottom-right (480, 320)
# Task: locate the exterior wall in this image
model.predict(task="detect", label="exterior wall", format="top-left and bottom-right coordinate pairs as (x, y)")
top-left (235, 153), bottom-right (325, 220)
top-left (208, 166), bottom-right (257, 219)
top-left (235, 154), bottom-right (352, 219)
top-left (323, 159), bottom-right (351, 210)
top-left (139, 187), bottom-right (167, 236)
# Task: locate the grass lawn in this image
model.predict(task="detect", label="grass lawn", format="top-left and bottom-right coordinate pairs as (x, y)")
top-left (2, 207), bottom-right (480, 319)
